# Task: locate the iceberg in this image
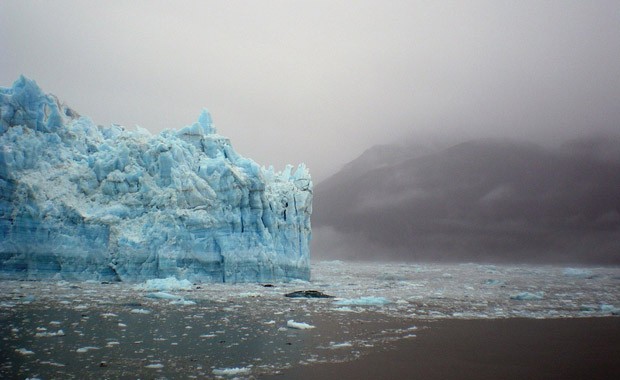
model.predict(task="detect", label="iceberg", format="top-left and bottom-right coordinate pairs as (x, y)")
top-left (0, 76), bottom-right (312, 282)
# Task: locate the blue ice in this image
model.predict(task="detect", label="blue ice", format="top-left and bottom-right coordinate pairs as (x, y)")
top-left (0, 76), bottom-right (312, 282)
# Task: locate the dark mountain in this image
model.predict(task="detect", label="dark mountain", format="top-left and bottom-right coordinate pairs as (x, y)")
top-left (313, 136), bottom-right (620, 264)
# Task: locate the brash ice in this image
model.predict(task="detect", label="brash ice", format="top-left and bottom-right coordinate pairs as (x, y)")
top-left (0, 76), bottom-right (312, 282)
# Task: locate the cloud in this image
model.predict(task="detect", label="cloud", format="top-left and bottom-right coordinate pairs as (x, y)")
top-left (2, 1), bottom-right (620, 182)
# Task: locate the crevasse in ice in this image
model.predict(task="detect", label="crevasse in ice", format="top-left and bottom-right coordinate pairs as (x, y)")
top-left (0, 76), bottom-right (312, 282)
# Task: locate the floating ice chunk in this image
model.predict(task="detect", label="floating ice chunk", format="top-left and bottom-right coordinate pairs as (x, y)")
top-left (20, 295), bottom-right (36, 303)
top-left (40, 360), bottom-right (65, 367)
top-left (579, 304), bottom-right (597, 312)
top-left (138, 278), bottom-right (193, 291)
top-left (76, 346), bottom-right (99, 353)
top-left (170, 299), bottom-right (196, 306)
top-left (377, 273), bottom-right (409, 281)
top-left (332, 306), bottom-right (355, 312)
top-left (600, 304), bottom-right (620, 315)
top-left (16, 348), bottom-right (35, 355)
top-left (130, 308), bottom-right (151, 314)
top-left (143, 291), bottom-right (195, 305)
top-left (287, 320), bottom-right (315, 330)
top-left (145, 292), bottom-right (181, 300)
top-left (329, 342), bottom-right (352, 348)
top-left (334, 296), bottom-right (391, 306)
top-left (35, 329), bottom-right (65, 337)
top-left (510, 291), bottom-right (544, 300)
top-left (238, 292), bottom-right (261, 298)
top-left (289, 279), bottom-right (311, 285)
top-left (145, 363), bottom-right (164, 369)
top-left (212, 367), bottom-right (252, 376)
top-left (563, 268), bottom-right (593, 278)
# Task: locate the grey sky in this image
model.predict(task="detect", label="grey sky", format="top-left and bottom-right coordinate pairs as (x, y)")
top-left (2, 0), bottom-right (619, 181)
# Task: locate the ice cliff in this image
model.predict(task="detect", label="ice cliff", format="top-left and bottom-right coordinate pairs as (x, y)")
top-left (0, 76), bottom-right (312, 282)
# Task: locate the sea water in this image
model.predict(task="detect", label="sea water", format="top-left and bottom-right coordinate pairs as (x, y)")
top-left (1, 261), bottom-right (619, 378)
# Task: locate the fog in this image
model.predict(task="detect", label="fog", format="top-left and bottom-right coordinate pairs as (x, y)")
top-left (313, 137), bottom-right (620, 264)
top-left (2, 1), bottom-right (620, 182)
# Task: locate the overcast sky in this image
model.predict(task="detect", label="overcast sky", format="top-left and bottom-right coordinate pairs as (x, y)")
top-left (2, 1), bottom-right (619, 181)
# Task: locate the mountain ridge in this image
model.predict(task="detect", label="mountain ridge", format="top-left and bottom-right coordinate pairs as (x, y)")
top-left (313, 136), bottom-right (620, 264)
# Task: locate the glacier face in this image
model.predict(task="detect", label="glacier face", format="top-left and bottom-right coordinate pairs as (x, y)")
top-left (0, 76), bottom-right (312, 282)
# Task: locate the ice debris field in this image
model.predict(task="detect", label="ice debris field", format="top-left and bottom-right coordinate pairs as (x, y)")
top-left (1, 261), bottom-right (619, 378)
top-left (0, 76), bottom-right (312, 283)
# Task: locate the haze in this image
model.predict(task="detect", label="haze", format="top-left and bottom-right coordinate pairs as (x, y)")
top-left (2, 0), bottom-right (620, 182)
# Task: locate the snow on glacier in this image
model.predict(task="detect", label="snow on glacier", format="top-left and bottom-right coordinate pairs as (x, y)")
top-left (0, 76), bottom-right (312, 282)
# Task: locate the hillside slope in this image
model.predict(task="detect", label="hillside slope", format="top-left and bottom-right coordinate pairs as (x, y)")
top-left (313, 137), bottom-right (620, 264)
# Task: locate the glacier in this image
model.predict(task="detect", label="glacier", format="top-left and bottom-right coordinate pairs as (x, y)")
top-left (0, 76), bottom-right (312, 282)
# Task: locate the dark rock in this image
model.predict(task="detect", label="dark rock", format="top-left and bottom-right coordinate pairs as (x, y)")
top-left (284, 290), bottom-right (334, 298)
